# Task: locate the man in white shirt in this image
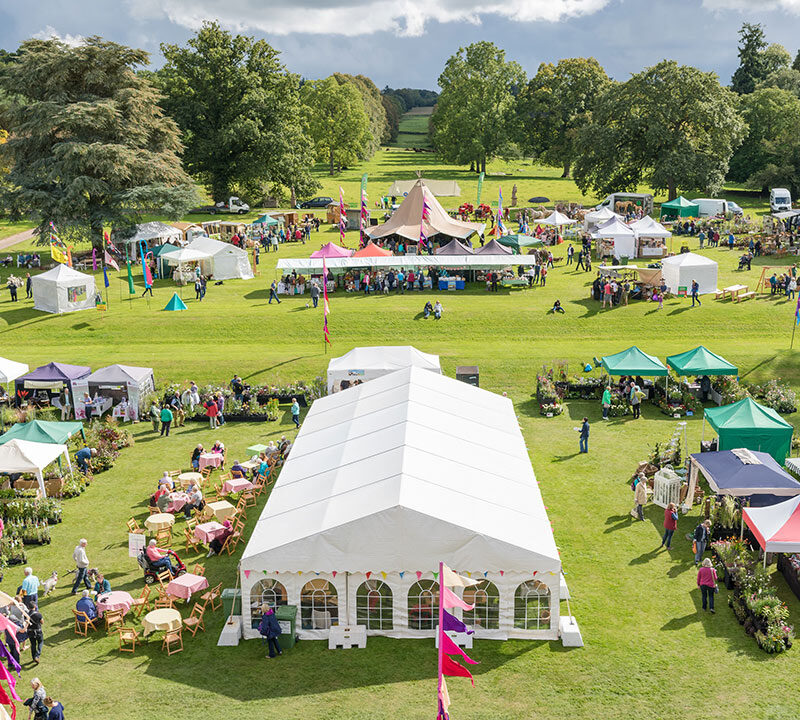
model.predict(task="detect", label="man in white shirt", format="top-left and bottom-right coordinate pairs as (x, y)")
top-left (70, 539), bottom-right (91, 595)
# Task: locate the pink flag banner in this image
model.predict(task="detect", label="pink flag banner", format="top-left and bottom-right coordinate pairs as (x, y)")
top-left (441, 631), bottom-right (478, 665)
top-left (441, 585), bottom-right (474, 611)
top-left (339, 187), bottom-right (347, 245)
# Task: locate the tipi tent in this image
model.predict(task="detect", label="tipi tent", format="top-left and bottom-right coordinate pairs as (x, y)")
top-left (187, 236), bottom-right (254, 280)
top-left (86, 364), bottom-right (155, 421)
top-left (592, 218), bottom-right (636, 259)
top-left (365, 180), bottom-right (484, 243)
top-left (327, 345), bottom-right (441, 393)
top-left (661, 252), bottom-right (718, 295)
top-left (0, 439), bottom-right (71, 497)
top-left (31, 265), bottom-right (96, 314)
top-left (240, 366), bottom-right (561, 641)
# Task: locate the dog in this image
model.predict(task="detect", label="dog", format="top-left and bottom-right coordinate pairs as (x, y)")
top-left (40, 571), bottom-right (58, 597)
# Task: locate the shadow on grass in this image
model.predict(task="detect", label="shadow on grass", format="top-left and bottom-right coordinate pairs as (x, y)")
top-left (572, 298), bottom-right (601, 318)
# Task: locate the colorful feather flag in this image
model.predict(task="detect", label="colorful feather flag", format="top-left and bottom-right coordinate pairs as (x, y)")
top-left (440, 631), bottom-right (478, 665)
top-left (323, 258), bottom-right (331, 345)
top-left (339, 186), bottom-right (347, 245)
top-left (795, 294), bottom-right (800, 325)
top-left (442, 654), bottom-right (474, 687)
top-left (497, 187), bottom-right (506, 235)
top-left (419, 196), bottom-right (431, 248)
top-left (49, 222), bottom-right (70, 265)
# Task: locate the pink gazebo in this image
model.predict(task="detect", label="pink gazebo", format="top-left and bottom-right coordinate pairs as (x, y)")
top-left (310, 242), bottom-right (352, 258)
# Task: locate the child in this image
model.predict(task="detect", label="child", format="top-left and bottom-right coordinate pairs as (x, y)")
top-left (551, 300), bottom-right (565, 314)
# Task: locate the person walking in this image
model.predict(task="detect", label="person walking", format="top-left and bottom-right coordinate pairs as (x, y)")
top-left (159, 404), bottom-right (173, 437)
top-left (44, 697), bottom-right (65, 719)
top-left (269, 281), bottom-right (281, 304)
top-left (258, 606), bottom-right (283, 658)
top-left (170, 393), bottom-right (184, 428)
top-left (601, 386), bottom-right (611, 420)
top-left (630, 384), bottom-right (641, 419)
top-left (70, 538), bottom-right (91, 595)
top-left (291, 397), bottom-right (300, 429)
top-left (602, 280), bottom-right (613, 309)
top-left (661, 502), bottom-right (678, 549)
top-left (310, 281), bottom-right (320, 308)
top-left (691, 279), bottom-right (701, 307)
top-left (204, 397), bottom-right (219, 430)
top-left (579, 417), bottom-right (589, 454)
top-left (149, 401), bottom-right (160, 432)
top-left (21, 567), bottom-right (40, 609)
top-left (7, 278), bottom-right (17, 302)
top-left (25, 273), bottom-right (32, 299)
top-left (633, 476), bottom-right (647, 521)
top-left (697, 558), bottom-right (718, 613)
top-left (693, 519), bottom-right (711, 565)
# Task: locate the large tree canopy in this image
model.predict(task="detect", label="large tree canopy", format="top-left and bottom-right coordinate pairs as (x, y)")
top-left (301, 76), bottom-right (371, 176)
top-left (158, 22), bottom-right (316, 203)
top-left (431, 41), bottom-right (525, 173)
top-left (0, 36), bottom-right (194, 249)
top-left (515, 57), bottom-right (609, 178)
top-left (731, 22), bottom-right (769, 94)
top-left (574, 61), bottom-right (745, 200)
top-left (333, 73), bottom-right (388, 154)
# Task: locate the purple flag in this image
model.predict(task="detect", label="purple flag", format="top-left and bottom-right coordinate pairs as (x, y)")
top-left (441, 609), bottom-right (474, 635)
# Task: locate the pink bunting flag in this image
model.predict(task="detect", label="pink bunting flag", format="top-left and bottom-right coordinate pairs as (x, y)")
top-left (332, 571), bottom-right (337, 578)
top-left (244, 570), bottom-right (251, 579)
top-left (441, 631), bottom-right (478, 665)
top-left (442, 654), bottom-right (474, 687)
top-left (441, 586), bottom-right (474, 612)
top-left (366, 571), bottom-right (372, 579)
top-left (416, 571), bottom-right (422, 580)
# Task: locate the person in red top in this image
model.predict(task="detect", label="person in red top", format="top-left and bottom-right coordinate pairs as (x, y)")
top-left (146, 540), bottom-right (178, 576)
top-left (661, 502), bottom-right (678, 549)
top-left (602, 281), bottom-right (613, 308)
top-left (697, 558), bottom-right (718, 613)
top-left (204, 397), bottom-right (219, 430)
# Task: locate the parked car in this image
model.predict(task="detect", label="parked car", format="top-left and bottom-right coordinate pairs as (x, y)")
top-left (727, 200), bottom-right (744, 216)
top-left (299, 196), bottom-right (333, 209)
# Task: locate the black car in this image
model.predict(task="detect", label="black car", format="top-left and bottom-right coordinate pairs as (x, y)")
top-left (299, 196), bottom-right (333, 209)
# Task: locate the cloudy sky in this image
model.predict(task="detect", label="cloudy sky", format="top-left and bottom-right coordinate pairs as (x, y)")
top-left (1, 0), bottom-right (799, 88)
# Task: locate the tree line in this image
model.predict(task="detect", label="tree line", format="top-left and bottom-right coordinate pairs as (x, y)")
top-left (431, 23), bottom-right (800, 201)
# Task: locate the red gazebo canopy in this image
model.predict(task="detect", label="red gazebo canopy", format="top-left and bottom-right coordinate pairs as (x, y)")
top-left (353, 242), bottom-right (392, 258)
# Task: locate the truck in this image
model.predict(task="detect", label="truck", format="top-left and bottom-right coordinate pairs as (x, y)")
top-left (770, 188), bottom-right (792, 213)
top-left (690, 198), bottom-right (736, 218)
top-left (191, 196), bottom-right (250, 215)
top-left (595, 192), bottom-right (654, 216)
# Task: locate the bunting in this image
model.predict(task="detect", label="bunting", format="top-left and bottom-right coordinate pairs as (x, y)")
top-left (496, 188), bottom-right (506, 236)
top-left (322, 258), bottom-right (331, 345)
top-left (419, 196), bottom-right (431, 248)
top-left (49, 222), bottom-right (70, 265)
top-left (338, 186), bottom-right (347, 245)
top-left (360, 173), bottom-right (369, 246)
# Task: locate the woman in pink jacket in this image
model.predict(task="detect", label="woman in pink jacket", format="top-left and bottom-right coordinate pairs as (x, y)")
top-left (697, 558), bottom-right (718, 613)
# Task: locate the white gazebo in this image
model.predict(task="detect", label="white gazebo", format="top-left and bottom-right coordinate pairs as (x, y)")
top-left (326, 345), bottom-right (442, 394)
top-left (240, 366), bottom-right (561, 642)
top-left (593, 218), bottom-right (636, 260)
top-left (31, 265), bottom-right (96, 315)
top-left (583, 207), bottom-right (622, 231)
top-left (187, 236), bottom-right (253, 281)
top-left (0, 357), bottom-right (28, 385)
top-left (631, 216), bottom-right (671, 258)
top-left (86, 364), bottom-right (155, 421)
top-left (0, 439), bottom-right (71, 497)
top-left (661, 252), bottom-right (718, 295)
top-left (116, 222), bottom-right (183, 261)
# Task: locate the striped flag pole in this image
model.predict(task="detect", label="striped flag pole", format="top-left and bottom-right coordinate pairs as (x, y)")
top-left (792, 294), bottom-right (800, 349)
top-left (339, 187), bottom-right (347, 246)
top-left (497, 187), bottom-right (505, 236)
top-left (419, 195), bottom-right (431, 250)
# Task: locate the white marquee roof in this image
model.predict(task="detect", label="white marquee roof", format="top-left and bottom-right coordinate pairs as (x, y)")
top-left (328, 346), bottom-right (441, 375)
top-left (86, 364), bottom-right (154, 386)
top-left (592, 217), bottom-right (635, 238)
top-left (276, 255), bottom-right (514, 273)
top-left (241, 366), bottom-right (559, 573)
top-left (661, 251), bottom-right (718, 268)
top-left (630, 215), bottom-right (672, 238)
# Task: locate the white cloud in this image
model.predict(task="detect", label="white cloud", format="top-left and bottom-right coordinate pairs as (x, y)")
top-left (31, 25), bottom-right (86, 46)
top-left (127, 0), bottom-right (610, 37)
top-left (702, 0), bottom-right (800, 11)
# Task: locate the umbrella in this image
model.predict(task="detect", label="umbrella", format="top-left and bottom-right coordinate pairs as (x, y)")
top-left (528, 197), bottom-right (550, 204)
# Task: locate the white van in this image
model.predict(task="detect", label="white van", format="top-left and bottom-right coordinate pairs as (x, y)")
top-left (770, 188), bottom-right (792, 213)
top-left (691, 198), bottom-right (729, 218)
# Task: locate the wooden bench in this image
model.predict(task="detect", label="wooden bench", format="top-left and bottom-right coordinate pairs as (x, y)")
top-left (736, 291), bottom-right (756, 302)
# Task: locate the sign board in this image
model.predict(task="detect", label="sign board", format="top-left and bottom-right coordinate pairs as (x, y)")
top-left (278, 620), bottom-right (292, 635)
top-left (128, 531), bottom-right (146, 558)
top-left (347, 370), bottom-right (366, 378)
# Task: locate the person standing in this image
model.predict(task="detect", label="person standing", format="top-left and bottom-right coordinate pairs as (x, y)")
top-left (567, 244), bottom-right (574, 265)
top-left (21, 567), bottom-right (40, 608)
top-left (691, 279), bottom-right (701, 307)
top-left (579, 417), bottom-right (589, 454)
top-left (70, 539), bottom-right (91, 595)
top-left (291, 397), bottom-right (300, 429)
top-left (7, 278), bottom-right (17, 302)
top-left (697, 558), bottom-right (718, 613)
top-left (661, 502), bottom-right (678, 549)
top-left (44, 697), bottom-right (65, 719)
top-left (159, 404), bottom-right (173, 437)
top-left (633, 476), bottom-right (647, 521)
top-left (258, 606), bottom-right (283, 659)
top-left (602, 280), bottom-right (613, 309)
top-left (216, 393), bottom-right (226, 427)
top-left (204, 397), bottom-right (218, 429)
top-left (25, 273), bottom-right (32, 299)
top-left (149, 401), bottom-right (160, 432)
top-left (310, 281), bottom-right (320, 308)
top-left (27, 605), bottom-right (43, 664)
top-left (630, 384), bottom-right (641, 419)
top-left (170, 393), bottom-right (184, 428)
top-left (601, 386), bottom-right (611, 420)
top-left (269, 281), bottom-right (281, 304)
top-left (693, 519), bottom-right (711, 565)
top-left (23, 678), bottom-right (47, 719)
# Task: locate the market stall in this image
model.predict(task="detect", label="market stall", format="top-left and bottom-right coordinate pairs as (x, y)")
top-left (496, 234), bottom-right (543, 253)
top-left (436, 239), bottom-right (474, 255)
top-left (0, 419), bottom-right (85, 446)
top-left (630, 216), bottom-right (671, 257)
top-left (744, 496), bottom-right (800, 594)
top-left (15, 362), bottom-right (91, 415)
top-left (352, 242), bottom-right (392, 258)
top-left (661, 252), bottom-right (718, 295)
top-left (114, 221), bottom-right (183, 262)
top-left (659, 196), bottom-right (699, 221)
top-left (327, 345), bottom-right (441, 393)
top-left (311, 242), bottom-right (353, 259)
top-left (86, 364), bottom-right (155, 421)
top-left (592, 218), bottom-right (636, 261)
top-left (703, 397), bottom-right (793, 464)
top-left (31, 265), bottom-right (97, 315)
top-left (583, 207), bottom-right (622, 232)
top-left (475, 239), bottom-right (512, 256)
top-left (601, 346), bottom-right (668, 378)
top-left (0, 357), bottom-right (28, 386)
top-left (0, 438), bottom-right (72, 497)
top-left (187, 236), bottom-right (254, 280)
top-left (160, 246), bottom-right (213, 285)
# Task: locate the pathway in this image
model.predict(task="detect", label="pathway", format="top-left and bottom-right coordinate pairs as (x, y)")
top-left (0, 228), bottom-right (35, 251)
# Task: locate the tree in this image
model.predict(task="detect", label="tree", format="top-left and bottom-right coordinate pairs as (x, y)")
top-left (381, 93), bottom-right (402, 143)
top-left (159, 22), bottom-right (316, 203)
top-left (333, 73), bottom-right (387, 154)
top-left (748, 133), bottom-right (800, 199)
top-left (301, 76), bottom-right (371, 175)
top-left (573, 60), bottom-right (746, 200)
top-left (0, 36), bottom-right (195, 250)
top-left (758, 66), bottom-right (800, 97)
top-left (728, 87), bottom-right (800, 183)
top-left (515, 57), bottom-right (609, 178)
top-left (382, 87), bottom-right (439, 112)
top-left (731, 22), bottom-right (768, 94)
top-left (431, 41), bottom-right (525, 173)
top-left (763, 43), bottom-right (792, 75)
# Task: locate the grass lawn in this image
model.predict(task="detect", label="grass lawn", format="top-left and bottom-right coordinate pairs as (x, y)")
top-left (1, 149), bottom-right (800, 718)
top-left (393, 107), bottom-right (433, 149)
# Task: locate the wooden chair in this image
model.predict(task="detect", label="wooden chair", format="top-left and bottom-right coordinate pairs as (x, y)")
top-left (235, 497), bottom-right (247, 520)
top-left (200, 582), bottom-right (222, 611)
top-left (104, 608), bottom-right (125, 633)
top-left (155, 527), bottom-right (172, 546)
top-left (162, 629), bottom-right (183, 655)
top-left (148, 505), bottom-right (160, 515)
top-left (168, 470), bottom-right (181, 478)
top-left (117, 626), bottom-right (140, 654)
top-left (192, 563), bottom-right (206, 577)
top-left (242, 489), bottom-right (257, 508)
top-left (200, 466), bottom-right (212, 480)
top-left (184, 528), bottom-right (202, 554)
top-left (73, 609), bottom-right (97, 636)
top-left (185, 516), bottom-right (197, 531)
top-left (127, 518), bottom-right (145, 535)
top-left (182, 602), bottom-right (206, 637)
top-left (157, 569), bottom-right (173, 587)
top-left (154, 596), bottom-right (174, 609)
top-left (218, 472), bottom-right (232, 483)
top-left (130, 586), bottom-right (151, 617)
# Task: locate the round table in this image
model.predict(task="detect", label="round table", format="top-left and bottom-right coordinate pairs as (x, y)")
top-left (96, 591), bottom-right (134, 617)
top-left (144, 513), bottom-right (176, 532)
top-left (142, 608), bottom-right (182, 636)
top-left (165, 492), bottom-right (190, 513)
top-left (178, 472), bottom-right (202, 487)
top-left (207, 500), bottom-right (236, 522)
top-left (222, 478), bottom-right (255, 494)
top-left (198, 453), bottom-right (223, 471)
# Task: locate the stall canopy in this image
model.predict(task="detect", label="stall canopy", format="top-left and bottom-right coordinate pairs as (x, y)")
top-left (744, 496), bottom-right (800, 552)
top-left (115, 222), bottom-right (183, 261)
top-left (187, 236), bottom-right (254, 280)
top-left (310, 242), bottom-right (353, 259)
top-left (475, 238), bottom-right (512, 255)
top-left (31, 265), bottom-right (96, 315)
top-left (352, 242), bottom-right (392, 258)
top-left (436, 239), bottom-right (474, 255)
top-left (539, 211), bottom-right (574, 227)
top-left (0, 439), bottom-right (71, 497)
top-left (630, 216), bottom-right (672, 238)
top-left (277, 255), bottom-right (516, 273)
top-left (160, 247), bottom-right (212, 265)
top-left (592, 218), bottom-right (636, 259)
top-left (601, 346), bottom-right (668, 376)
top-left (386, 179), bottom-right (461, 197)
top-left (365, 180), bottom-right (484, 243)
top-left (705, 398), bottom-right (793, 464)
top-left (0, 357), bottom-right (28, 385)
top-left (86, 364), bottom-right (155, 420)
top-left (686, 449), bottom-right (800, 509)
top-left (661, 252), bottom-right (718, 295)
top-left (327, 345), bottom-right (441, 394)
top-left (667, 346), bottom-right (738, 376)
top-left (584, 207), bottom-right (622, 228)
top-left (16, 362), bottom-right (91, 393)
top-left (660, 196), bottom-right (699, 219)
top-left (251, 213), bottom-right (279, 226)
top-left (0, 420), bottom-right (84, 446)
top-left (496, 234), bottom-right (543, 253)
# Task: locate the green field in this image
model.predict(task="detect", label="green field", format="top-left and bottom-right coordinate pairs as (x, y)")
top-left (393, 107), bottom-right (434, 149)
top-left (1, 147), bottom-right (800, 718)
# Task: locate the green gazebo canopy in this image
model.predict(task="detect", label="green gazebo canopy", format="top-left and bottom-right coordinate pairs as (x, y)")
top-left (496, 234), bottom-right (543, 254)
top-left (252, 213), bottom-right (278, 226)
top-left (0, 420), bottom-right (85, 446)
top-left (666, 346), bottom-right (738, 376)
top-left (660, 196), bottom-right (699, 219)
top-left (601, 346), bottom-right (668, 376)
top-left (705, 397), bottom-right (793, 464)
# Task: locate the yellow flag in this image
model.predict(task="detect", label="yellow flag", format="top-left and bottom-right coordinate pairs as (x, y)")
top-left (50, 239), bottom-right (69, 265)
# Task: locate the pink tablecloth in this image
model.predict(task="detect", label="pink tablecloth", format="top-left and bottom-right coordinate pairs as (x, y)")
top-left (194, 521), bottom-right (226, 544)
top-left (166, 573), bottom-right (209, 601)
top-left (165, 492), bottom-right (190, 513)
top-left (222, 478), bottom-right (255, 494)
top-left (96, 591), bottom-right (134, 617)
top-left (198, 452), bottom-right (223, 470)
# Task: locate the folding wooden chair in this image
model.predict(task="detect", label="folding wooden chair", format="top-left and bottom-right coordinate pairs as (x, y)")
top-left (184, 528), bottom-right (202, 554)
top-left (127, 518), bottom-right (145, 535)
top-left (185, 516), bottom-right (198, 532)
top-left (200, 467), bottom-right (212, 481)
top-left (157, 569), bottom-right (173, 587)
top-left (192, 563), bottom-right (206, 577)
top-left (242, 489), bottom-right (257, 508)
top-left (235, 497), bottom-right (247, 520)
top-left (73, 609), bottom-right (97, 636)
top-left (117, 626), bottom-right (140, 654)
top-left (218, 472), bottom-right (232, 483)
top-left (104, 608), bottom-right (125, 633)
top-left (154, 596), bottom-right (174, 610)
top-left (162, 629), bottom-right (183, 655)
top-left (148, 505), bottom-right (160, 515)
top-left (130, 586), bottom-right (151, 617)
top-left (155, 527), bottom-right (172, 546)
top-left (182, 602), bottom-right (206, 637)
top-left (200, 582), bottom-right (222, 611)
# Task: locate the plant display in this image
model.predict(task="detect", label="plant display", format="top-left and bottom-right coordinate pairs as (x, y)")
top-left (539, 402), bottom-right (564, 417)
top-left (536, 375), bottom-right (559, 404)
top-left (712, 375), bottom-right (749, 405)
top-left (749, 379), bottom-right (798, 414)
